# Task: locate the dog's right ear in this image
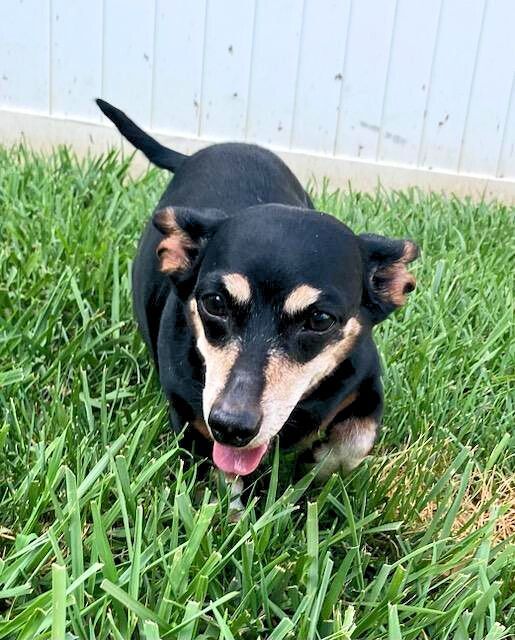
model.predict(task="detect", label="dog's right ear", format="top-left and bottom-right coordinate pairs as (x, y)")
top-left (152, 206), bottom-right (228, 276)
top-left (359, 233), bottom-right (419, 324)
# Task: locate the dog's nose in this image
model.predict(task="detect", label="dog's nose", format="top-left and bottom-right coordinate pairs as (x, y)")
top-left (209, 405), bottom-right (261, 447)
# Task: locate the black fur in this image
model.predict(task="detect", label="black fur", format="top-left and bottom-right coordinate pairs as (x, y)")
top-left (96, 99), bottom-right (187, 172)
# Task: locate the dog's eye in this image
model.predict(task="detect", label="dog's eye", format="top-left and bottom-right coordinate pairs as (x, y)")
top-left (305, 310), bottom-right (335, 333)
top-left (201, 293), bottom-right (227, 318)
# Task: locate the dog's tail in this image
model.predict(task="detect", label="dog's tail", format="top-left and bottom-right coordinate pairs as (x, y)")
top-left (96, 98), bottom-right (187, 173)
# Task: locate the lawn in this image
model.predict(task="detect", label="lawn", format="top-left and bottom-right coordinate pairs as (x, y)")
top-left (0, 146), bottom-right (513, 639)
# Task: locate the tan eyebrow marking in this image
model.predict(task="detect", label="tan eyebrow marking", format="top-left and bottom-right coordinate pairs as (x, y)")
top-left (222, 273), bottom-right (252, 304)
top-left (283, 284), bottom-right (322, 315)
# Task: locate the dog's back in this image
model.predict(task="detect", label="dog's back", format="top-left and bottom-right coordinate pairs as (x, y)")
top-left (97, 98), bottom-right (311, 212)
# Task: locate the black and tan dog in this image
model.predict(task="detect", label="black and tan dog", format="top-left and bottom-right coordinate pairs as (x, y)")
top-left (97, 99), bottom-right (418, 487)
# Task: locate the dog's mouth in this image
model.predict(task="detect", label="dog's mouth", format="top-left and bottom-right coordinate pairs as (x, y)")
top-left (212, 441), bottom-right (268, 476)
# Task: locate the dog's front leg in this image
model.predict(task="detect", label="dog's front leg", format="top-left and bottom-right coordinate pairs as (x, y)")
top-left (312, 416), bottom-right (379, 480)
top-left (302, 376), bottom-right (383, 480)
top-left (221, 473), bottom-right (245, 521)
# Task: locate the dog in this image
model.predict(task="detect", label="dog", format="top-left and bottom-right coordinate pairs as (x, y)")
top-left (96, 99), bottom-right (419, 490)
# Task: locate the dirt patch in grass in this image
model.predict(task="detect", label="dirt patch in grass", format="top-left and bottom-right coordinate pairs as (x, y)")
top-left (419, 469), bottom-right (515, 543)
top-left (375, 439), bottom-right (514, 543)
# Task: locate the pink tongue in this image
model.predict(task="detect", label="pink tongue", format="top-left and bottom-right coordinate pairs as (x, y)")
top-left (212, 442), bottom-right (268, 476)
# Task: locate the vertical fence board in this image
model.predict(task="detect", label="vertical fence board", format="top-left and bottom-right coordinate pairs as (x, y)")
top-left (200, 0), bottom-right (255, 140)
top-left (459, 0), bottom-right (515, 176)
top-left (378, 0), bottom-right (441, 165)
top-left (152, 0), bottom-right (206, 135)
top-left (335, 0), bottom-right (397, 160)
top-left (418, 0), bottom-right (485, 173)
top-left (290, 0), bottom-right (351, 155)
top-left (497, 78), bottom-right (515, 179)
top-left (245, 0), bottom-right (303, 147)
top-left (0, 0), bottom-right (50, 114)
top-left (51, 0), bottom-right (103, 121)
top-left (101, 0), bottom-right (155, 127)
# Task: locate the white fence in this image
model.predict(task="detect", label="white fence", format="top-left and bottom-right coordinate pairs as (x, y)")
top-left (1, 0), bottom-right (514, 200)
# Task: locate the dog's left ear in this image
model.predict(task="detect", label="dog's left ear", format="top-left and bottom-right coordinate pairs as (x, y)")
top-left (153, 206), bottom-right (228, 277)
top-left (359, 233), bottom-right (419, 323)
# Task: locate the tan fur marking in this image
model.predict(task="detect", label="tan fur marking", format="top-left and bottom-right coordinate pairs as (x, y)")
top-left (249, 317), bottom-right (362, 447)
top-left (154, 206), bottom-right (178, 233)
top-left (189, 299), bottom-right (240, 427)
top-left (377, 264), bottom-right (416, 306)
top-left (222, 273), bottom-right (252, 304)
top-left (155, 207), bottom-right (195, 273)
top-left (402, 240), bottom-right (419, 263)
top-left (314, 416), bottom-right (377, 478)
top-left (191, 417), bottom-right (210, 439)
top-left (157, 234), bottom-right (194, 273)
top-left (375, 241), bottom-right (418, 307)
top-left (283, 284), bottom-right (322, 315)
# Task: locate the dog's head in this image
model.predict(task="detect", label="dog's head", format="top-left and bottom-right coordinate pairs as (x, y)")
top-left (154, 204), bottom-right (418, 475)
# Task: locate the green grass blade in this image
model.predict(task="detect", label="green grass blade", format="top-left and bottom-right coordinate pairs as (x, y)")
top-left (51, 564), bottom-right (67, 640)
top-left (143, 619), bottom-right (162, 640)
top-left (388, 603), bottom-right (402, 640)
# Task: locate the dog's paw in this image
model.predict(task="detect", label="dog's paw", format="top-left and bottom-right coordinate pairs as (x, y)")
top-left (311, 417), bottom-right (377, 480)
top-left (221, 473), bottom-right (245, 522)
top-left (228, 500), bottom-right (244, 523)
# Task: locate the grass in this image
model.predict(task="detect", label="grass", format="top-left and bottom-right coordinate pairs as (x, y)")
top-left (0, 145), bottom-right (513, 639)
